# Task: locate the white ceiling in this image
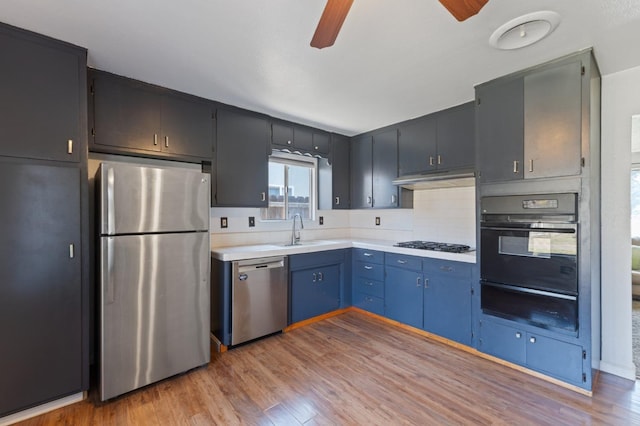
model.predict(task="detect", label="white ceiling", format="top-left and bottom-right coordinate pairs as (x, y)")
top-left (3, 0), bottom-right (640, 136)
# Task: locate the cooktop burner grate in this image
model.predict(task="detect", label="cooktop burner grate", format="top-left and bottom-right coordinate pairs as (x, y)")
top-left (394, 240), bottom-right (472, 253)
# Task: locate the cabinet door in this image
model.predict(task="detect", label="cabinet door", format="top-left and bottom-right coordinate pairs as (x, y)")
top-left (398, 116), bottom-right (437, 175)
top-left (436, 102), bottom-right (475, 171)
top-left (331, 134), bottom-right (350, 209)
top-left (372, 129), bottom-right (399, 208)
top-left (423, 275), bottom-right (471, 346)
top-left (291, 265), bottom-right (340, 323)
top-left (312, 131), bottom-right (331, 156)
top-left (478, 320), bottom-right (525, 365)
top-left (161, 94), bottom-right (213, 159)
top-left (385, 266), bottom-right (423, 329)
top-left (0, 28), bottom-right (82, 162)
top-left (526, 334), bottom-right (584, 385)
top-left (92, 72), bottom-right (162, 153)
top-left (476, 78), bottom-right (524, 183)
top-left (524, 61), bottom-right (582, 179)
top-left (215, 108), bottom-right (269, 207)
top-left (0, 162), bottom-right (82, 416)
top-left (272, 122), bottom-right (293, 149)
top-left (350, 135), bottom-right (373, 209)
top-left (293, 127), bottom-right (313, 152)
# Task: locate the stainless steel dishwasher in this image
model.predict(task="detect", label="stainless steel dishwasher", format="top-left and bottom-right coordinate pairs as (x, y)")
top-left (232, 256), bottom-right (288, 345)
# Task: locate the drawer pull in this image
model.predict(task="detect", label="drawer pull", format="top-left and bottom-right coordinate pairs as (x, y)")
top-left (530, 336), bottom-right (536, 344)
top-left (364, 265), bottom-right (373, 270)
top-left (366, 297), bottom-right (373, 302)
top-left (363, 252), bottom-right (373, 257)
top-left (365, 282), bottom-right (374, 286)
top-left (515, 332), bottom-right (522, 339)
top-left (397, 259), bottom-right (407, 264)
top-left (439, 266), bottom-right (453, 272)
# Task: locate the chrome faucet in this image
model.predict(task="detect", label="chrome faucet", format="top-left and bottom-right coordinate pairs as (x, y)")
top-left (291, 213), bottom-right (304, 245)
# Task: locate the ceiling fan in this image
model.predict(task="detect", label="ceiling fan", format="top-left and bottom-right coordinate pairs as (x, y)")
top-left (310, 0), bottom-right (489, 49)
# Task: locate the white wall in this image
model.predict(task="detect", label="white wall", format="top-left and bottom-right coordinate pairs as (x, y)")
top-left (599, 65), bottom-right (640, 380)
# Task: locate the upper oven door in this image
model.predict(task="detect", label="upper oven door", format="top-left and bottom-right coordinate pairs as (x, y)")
top-left (480, 223), bottom-right (578, 295)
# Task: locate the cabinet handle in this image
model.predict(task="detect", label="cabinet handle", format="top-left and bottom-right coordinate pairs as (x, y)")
top-left (67, 139), bottom-right (73, 154)
top-left (318, 272), bottom-right (323, 281)
top-left (515, 332), bottom-right (522, 339)
top-left (513, 160), bottom-right (519, 173)
top-left (367, 196), bottom-right (372, 205)
top-left (287, 140), bottom-right (292, 145)
top-left (261, 192), bottom-right (266, 202)
top-left (391, 194), bottom-right (397, 204)
top-left (439, 266), bottom-right (453, 272)
top-left (416, 276), bottom-right (422, 287)
top-left (335, 196), bottom-right (340, 205)
top-left (154, 134), bottom-right (158, 146)
top-left (366, 297), bottom-right (373, 302)
top-left (529, 336), bottom-right (536, 344)
top-left (363, 252), bottom-right (373, 257)
top-left (437, 155), bottom-right (442, 165)
top-left (397, 259), bottom-right (407, 264)
top-left (364, 265), bottom-right (373, 270)
top-left (312, 273), bottom-right (317, 282)
top-left (429, 156), bottom-right (435, 166)
top-left (314, 145), bottom-right (319, 151)
top-left (69, 243), bottom-right (75, 259)
top-left (165, 136), bottom-right (169, 148)
top-left (424, 278), bottom-right (429, 289)
top-left (365, 281), bottom-right (374, 286)
top-left (529, 159), bottom-right (534, 172)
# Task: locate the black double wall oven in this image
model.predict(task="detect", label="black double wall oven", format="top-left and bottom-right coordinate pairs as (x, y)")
top-left (480, 193), bottom-right (578, 333)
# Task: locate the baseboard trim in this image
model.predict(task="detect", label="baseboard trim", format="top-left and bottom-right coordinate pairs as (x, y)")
top-left (0, 392), bottom-right (85, 426)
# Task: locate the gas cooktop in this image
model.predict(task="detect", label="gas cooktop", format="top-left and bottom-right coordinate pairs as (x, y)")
top-left (394, 240), bottom-right (472, 253)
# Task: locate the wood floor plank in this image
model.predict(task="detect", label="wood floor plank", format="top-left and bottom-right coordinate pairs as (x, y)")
top-left (13, 311), bottom-right (640, 425)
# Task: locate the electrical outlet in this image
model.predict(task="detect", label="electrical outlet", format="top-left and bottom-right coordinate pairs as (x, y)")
top-left (375, 217), bottom-right (381, 226)
top-left (319, 216), bottom-right (324, 225)
top-left (220, 217), bottom-right (228, 228)
top-left (248, 216), bottom-right (255, 227)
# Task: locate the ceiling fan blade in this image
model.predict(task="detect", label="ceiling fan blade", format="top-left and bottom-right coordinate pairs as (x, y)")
top-left (439, 0), bottom-right (489, 22)
top-left (310, 0), bottom-right (354, 49)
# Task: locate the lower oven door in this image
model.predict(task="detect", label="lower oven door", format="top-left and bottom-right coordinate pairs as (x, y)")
top-left (480, 223), bottom-right (578, 295)
top-left (481, 281), bottom-right (578, 333)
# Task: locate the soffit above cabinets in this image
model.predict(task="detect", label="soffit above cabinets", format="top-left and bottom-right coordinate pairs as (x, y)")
top-left (2, 0), bottom-right (640, 136)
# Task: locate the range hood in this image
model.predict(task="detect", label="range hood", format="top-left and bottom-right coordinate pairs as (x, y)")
top-left (392, 169), bottom-right (476, 190)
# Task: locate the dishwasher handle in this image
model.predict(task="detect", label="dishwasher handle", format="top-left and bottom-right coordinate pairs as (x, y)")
top-left (236, 257), bottom-right (286, 273)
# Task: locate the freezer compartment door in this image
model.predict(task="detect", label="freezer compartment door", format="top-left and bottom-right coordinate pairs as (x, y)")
top-left (99, 162), bottom-right (210, 235)
top-left (100, 232), bottom-right (210, 401)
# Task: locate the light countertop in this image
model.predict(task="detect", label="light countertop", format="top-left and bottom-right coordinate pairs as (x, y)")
top-left (211, 238), bottom-right (476, 263)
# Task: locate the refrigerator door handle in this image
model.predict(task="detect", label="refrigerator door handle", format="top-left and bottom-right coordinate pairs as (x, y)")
top-left (103, 166), bottom-right (116, 235)
top-left (103, 238), bottom-right (116, 304)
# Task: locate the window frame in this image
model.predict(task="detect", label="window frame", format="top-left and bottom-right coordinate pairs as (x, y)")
top-left (261, 152), bottom-right (317, 221)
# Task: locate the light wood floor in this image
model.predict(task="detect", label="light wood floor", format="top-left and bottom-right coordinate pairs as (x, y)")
top-left (17, 311), bottom-right (640, 425)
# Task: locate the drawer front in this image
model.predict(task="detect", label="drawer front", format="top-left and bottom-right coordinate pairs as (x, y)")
top-left (354, 261), bottom-right (384, 281)
top-left (385, 253), bottom-right (422, 271)
top-left (354, 292), bottom-right (384, 316)
top-left (355, 277), bottom-right (384, 299)
top-left (353, 248), bottom-right (384, 264)
top-left (423, 259), bottom-right (472, 280)
top-left (478, 320), bottom-right (526, 365)
top-left (526, 334), bottom-right (584, 385)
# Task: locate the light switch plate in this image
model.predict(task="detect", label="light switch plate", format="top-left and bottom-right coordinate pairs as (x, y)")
top-left (319, 216), bottom-right (324, 225)
top-left (375, 217), bottom-right (381, 226)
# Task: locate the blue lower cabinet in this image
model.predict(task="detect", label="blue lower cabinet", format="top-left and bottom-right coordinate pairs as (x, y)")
top-left (385, 266), bottom-right (423, 329)
top-left (478, 320), bottom-right (526, 364)
top-left (291, 264), bottom-right (340, 323)
top-left (423, 274), bottom-right (472, 346)
top-left (526, 333), bottom-right (584, 385)
top-left (354, 292), bottom-right (384, 315)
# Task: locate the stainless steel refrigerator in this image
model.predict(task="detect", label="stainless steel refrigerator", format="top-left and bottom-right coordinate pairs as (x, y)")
top-left (98, 161), bottom-right (210, 401)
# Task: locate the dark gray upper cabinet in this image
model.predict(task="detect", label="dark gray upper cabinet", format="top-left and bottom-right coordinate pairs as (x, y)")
top-left (271, 120), bottom-right (330, 157)
top-left (90, 70), bottom-right (213, 161)
top-left (476, 77), bottom-right (524, 183)
top-left (331, 134), bottom-right (350, 209)
top-left (372, 129), bottom-right (399, 208)
top-left (398, 116), bottom-right (437, 176)
top-left (0, 24), bottom-right (85, 163)
top-left (0, 161), bottom-right (82, 417)
top-left (524, 61), bottom-right (582, 179)
top-left (436, 102), bottom-right (475, 171)
top-left (477, 56), bottom-right (584, 183)
top-left (215, 107), bottom-right (270, 207)
top-left (350, 135), bottom-right (373, 209)
top-left (397, 102), bottom-right (474, 176)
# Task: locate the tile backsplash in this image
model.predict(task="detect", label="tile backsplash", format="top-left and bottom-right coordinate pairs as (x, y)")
top-left (210, 186), bottom-right (476, 248)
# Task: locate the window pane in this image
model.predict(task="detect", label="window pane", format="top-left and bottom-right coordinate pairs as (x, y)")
top-left (287, 164), bottom-right (311, 219)
top-left (265, 162), bottom-right (285, 220)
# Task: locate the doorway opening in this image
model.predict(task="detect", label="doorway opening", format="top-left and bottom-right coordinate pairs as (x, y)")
top-left (630, 114), bottom-right (640, 378)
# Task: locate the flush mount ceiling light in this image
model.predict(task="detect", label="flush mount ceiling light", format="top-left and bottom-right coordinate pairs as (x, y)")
top-left (489, 11), bottom-right (561, 50)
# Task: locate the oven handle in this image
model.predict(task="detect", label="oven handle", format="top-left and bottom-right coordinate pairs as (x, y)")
top-left (480, 225), bottom-right (576, 233)
top-left (480, 280), bottom-right (577, 300)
